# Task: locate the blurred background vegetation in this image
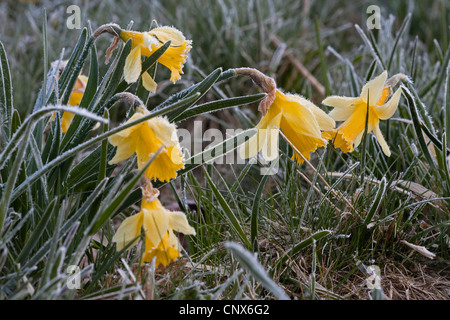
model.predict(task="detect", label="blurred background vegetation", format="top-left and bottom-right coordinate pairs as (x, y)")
top-left (1, 0), bottom-right (448, 116)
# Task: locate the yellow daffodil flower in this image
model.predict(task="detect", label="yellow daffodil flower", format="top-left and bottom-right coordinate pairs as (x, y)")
top-left (240, 90), bottom-right (335, 164)
top-left (50, 74), bottom-right (88, 133)
top-left (108, 106), bottom-right (184, 182)
top-left (112, 184), bottom-right (196, 266)
top-left (119, 26), bottom-right (192, 92)
top-left (322, 71), bottom-right (402, 156)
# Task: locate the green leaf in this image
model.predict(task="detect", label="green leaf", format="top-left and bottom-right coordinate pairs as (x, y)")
top-left (0, 41), bottom-right (13, 143)
top-left (160, 67), bottom-right (223, 119)
top-left (78, 40), bottom-right (99, 109)
top-left (17, 198), bottom-right (56, 264)
top-left (171, 93), bottom-right (266, 122)
top-left (387, 13), bottom-right (411, 71)
top-left (251, 174), bottom-right (269, 251)
top-left (363, 176), bottom-right (387, 226)
top-left (365, 59), bottom-right (378, 82)
top-left (22, 179), bottom-right (109, 270)
top-left (314, 16), bottom-right (330, 96)
top-left (155, 128), bottom-right (257, 189)
top-left (10, 109), bottom-right (21, 137)
top-left (0, 123), bottom-right (32, 237)
top-left (204, 169), bottom-right (251, 248)
top-left (445, 64), bottom-right (450, 150)
top-left (402, 85), bottom-right (437, 170)
top-left (0, 105), bottom-right (107, 170)
top-left (274, 230), bottom-right (331, 270)
top-left (60, 36), bottom-right (95, 106)
top-left (225, 242), bottom-right (290, 300)
top-left (42, 111), bottom-right (61, 165)
top-left (58, 28), bottom-right (88, 95)
top-left (97, 109), bottom-right (110, 183)
top-left (355, 24), bottom-right (386, 70)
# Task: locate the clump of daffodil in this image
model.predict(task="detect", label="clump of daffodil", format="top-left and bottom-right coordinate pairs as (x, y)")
top-left (112, 183), bottom-right (196, 266)
top-left (108, 106), bottom-right (184, 182)
top-left (94, 23), bottom-right (191, 93)
top-left (322, 71), bottom-right (404, 156)
top-left (236, 68), bottom-right (335, 164)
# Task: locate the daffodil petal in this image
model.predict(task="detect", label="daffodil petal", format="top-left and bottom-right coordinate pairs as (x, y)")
top-left (322, 96), bottom-right (360, 109)
top-left (281, 118), bottom-right (327, 164)
top-left (239, 112), bottom-right (272, 160)
top-left (373, 123), bottom-right (391, 156)
top-left (239, 132), bottom-right (261, 160)
top-left (328, 107), bottom-right (358, 121)
top-left (68, 91), bottom-right (83, 106)
top-left (168, 211), bottom-right (196, 235)
top-left (141, 71), bottom-right (158, 93)
top-left (108, 112), bottom-right (148, 164)
top-left (353, 131), bottom-right (364, 149)
top-left (112, 212), bottom-right (143, 251)
top-left (149, 26), bottom-right (187, 46)
top-left (301, 97), bottom-right (335, 130)
top-left (375, 87), bottom-right (402, 120)
top-left (61, 112), bottom-right (75, 133)
top-left (148, 117), bottom-right (179, 147)
top-left (108, 136), bottom-right (137, 165)
top-left (361, 71), bottom-right (388, 106)
top-left (280, 94), bottom-right (322, 138)
top-left (124, 45), bottom-right (142, 84)
top-left (260, 112), bottom-right (282, 161)
top-left (143, 207), bottom-right (169, 247)
top-left (142, 33), bottom-right (159, 51)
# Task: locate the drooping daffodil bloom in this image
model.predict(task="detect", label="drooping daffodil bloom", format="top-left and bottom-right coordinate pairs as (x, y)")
top-left (50, 73), bottom-right (88, 133)
top-left (240, 89), bottom-right (336, 164)
top-left (322, 71), bottom-right (403, 156)
top-left (112, 184), bottom-right (196, 266)
top-left (118, 26), bottom-right (192, 92)
top-left (63, 74), bottom-right (88, 132)
top-left (108, 106), bottom-right (184, 182)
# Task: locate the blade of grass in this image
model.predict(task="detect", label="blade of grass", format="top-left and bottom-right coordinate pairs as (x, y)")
top-left (251, 174), bottom-right (269, 251)
top-left (204, 169), bottom-right (251, 249)
top-left (225, 242), bottom-right (290, 300)
top-left (0, 41), bottom-right (13, 143)
top-left (387, 13), bottom-right (411, 71)
top-left (315, 16), bottom-right (330, 96)
top-left (401, 85), bottom-right (437, 170)
top-left (363, 176), bottom-right (387, 226)
top-left (273, 230), bottom-right (331, 271)
top-left (354, 24), bottom-right (386, 70)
